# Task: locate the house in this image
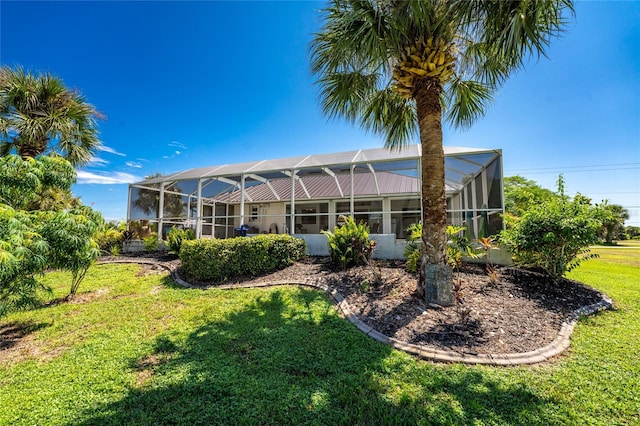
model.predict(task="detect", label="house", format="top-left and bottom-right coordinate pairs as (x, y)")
top-left (127, 145), bottom-right (504, 259)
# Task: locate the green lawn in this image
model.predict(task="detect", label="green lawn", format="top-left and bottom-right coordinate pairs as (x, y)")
top-left (0, 247), bottom-right (638, 425)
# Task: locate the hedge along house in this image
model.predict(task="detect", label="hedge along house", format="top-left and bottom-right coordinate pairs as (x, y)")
top-left (127, 145), bottom-right (504, 259)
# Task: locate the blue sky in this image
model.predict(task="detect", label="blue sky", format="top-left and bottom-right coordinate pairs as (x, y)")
top-left (1, 1), bottom-right (639, 225)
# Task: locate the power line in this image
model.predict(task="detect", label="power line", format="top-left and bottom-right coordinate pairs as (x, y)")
top-left (505, 167), bottom-right (640, 175)
top-left (504, 162), bottom-right (640, 173)
top-left (580, 191), bottom-right (640, 195)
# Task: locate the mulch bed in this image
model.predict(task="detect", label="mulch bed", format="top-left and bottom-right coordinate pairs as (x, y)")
top-left (170, 255), bottom-right (606, 355)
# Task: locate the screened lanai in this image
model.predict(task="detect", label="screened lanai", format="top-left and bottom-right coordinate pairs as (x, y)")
top-left (127, 145), bottom-right (503, 256)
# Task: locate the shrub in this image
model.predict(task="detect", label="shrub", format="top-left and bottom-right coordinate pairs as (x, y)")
top-left (403, 223), bottom-right (423, 273)
top-left (1, 156), bottom-right (104, 308)
top-left (166, 227), bottom-right (196, 253)
top-left (0, 205), bottom-right (50, 316)
top-left (322, 215), bottom-right (374, 270)
top-left (109, 244), bottom-right (120, 257)
top-left (93, 228), bottom-right (123, 254)
top-left (179, 234), bottom-right (306, 283)
top-left (404, 224), bottom-right (473, 272)
top-left (143, 233), bottom-right (161, 252)
top-left (500, 187), bottom-right (601, 278)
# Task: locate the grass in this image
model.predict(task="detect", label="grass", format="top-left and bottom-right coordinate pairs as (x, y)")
top-left (0, 248), bottom-right (638, 425)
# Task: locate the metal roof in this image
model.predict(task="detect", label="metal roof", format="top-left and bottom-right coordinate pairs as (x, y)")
top-left (132, 145), bottom-right (500, 188)
top-left (211, 171), bottom-right (462, 203)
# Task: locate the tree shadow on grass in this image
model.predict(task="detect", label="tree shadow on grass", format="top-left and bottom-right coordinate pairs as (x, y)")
top-left (0, 320), bottom-right (50, 351)
top-left (75, 287), bottom-right (557, 425)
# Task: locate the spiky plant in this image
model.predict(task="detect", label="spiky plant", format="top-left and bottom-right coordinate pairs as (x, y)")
top-left (311, 0), bottom-right (573, 305)
top-left (0, 66), bottom-right (102, 166)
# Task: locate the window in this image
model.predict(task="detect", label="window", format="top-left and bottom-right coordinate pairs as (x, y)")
top-left (336, 200), bottom-right (382, 233)
top-left (286, 202), bottom-right (328, 234)
top-left (391, 198), bottom-right (420, 239)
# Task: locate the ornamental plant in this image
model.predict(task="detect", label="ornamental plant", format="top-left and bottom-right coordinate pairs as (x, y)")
top-left (404, 224), bottom-right (474, 273)
top-left (322, 215), bottom-right (374, 270)
top-left (94, 228), bottom-right (124, 255)
top-left (143, 233), bottom-right (161, 252)
top-left (500, 176), bottom-right (601, 278)
top-left (166, 226), bottom-right (196, 254)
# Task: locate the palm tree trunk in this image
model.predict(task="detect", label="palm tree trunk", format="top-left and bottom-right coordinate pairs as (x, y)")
top-left (415, 82), bottom-right (453, 306)
top-left (18, 136), bottom-right (48, 161)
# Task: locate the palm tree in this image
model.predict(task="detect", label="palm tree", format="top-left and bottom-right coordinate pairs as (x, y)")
top-left (0, 66), bottom-right (102, 166)
top-left (311, 0), bottom-right (573, 305)
top-left (599, 202), bottom-right (629, 244)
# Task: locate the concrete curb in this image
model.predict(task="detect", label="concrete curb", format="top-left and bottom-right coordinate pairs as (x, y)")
top-left (97, 258), bottom-right (614, 366)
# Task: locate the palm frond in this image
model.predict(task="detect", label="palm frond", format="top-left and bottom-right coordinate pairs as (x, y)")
top-left (456, 0), bottom-right (574, 69)
top-left (311, 0), bottom-right (573, 136)
top-left (0, 65), bottom-right (103, 166)
top-left (310, 0), bottom-right (395, 77)
top-left (318, 71), bottom-right (380, 122)
top-left (444, 77), bottom-right (493, 130)
top-left (361, 88), bottom-right (417, 150)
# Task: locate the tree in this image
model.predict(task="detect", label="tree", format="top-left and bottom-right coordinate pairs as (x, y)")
top-left (40, 206), bottom-right (102, 299)
top-left (311, 0), bottom-right (573, 305)
top-left (626, 226), bottom-right (640, 240)
top-left (0, 155), bottom-right (103, 316)
top-left (0, 66), bottom-right (102, 166)
top-left (598, 201), bottom-right (629, 244)
top-left (0, 154), bottom-right (77, 211)
top-left (503, 175), bottom-right (557, 217)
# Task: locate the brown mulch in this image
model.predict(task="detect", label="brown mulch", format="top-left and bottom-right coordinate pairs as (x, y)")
top-left (179, 256), bottom-right (606, 355)
top-left (98, 253), bottom-right (607, 355)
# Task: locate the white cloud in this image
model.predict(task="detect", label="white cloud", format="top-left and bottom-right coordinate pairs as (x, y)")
top-left (125, 161), bottom-right (143, 169)
top-left (168, 141), bottom-right (187, 150)
top-left (76, 170), bottom-right (141, 184)
top-left (162, 149), bottom-right (184, 160)
top-left (98, 145), bottom-right (127, 156)
top-left (87, 156), bottom-right (109, 166)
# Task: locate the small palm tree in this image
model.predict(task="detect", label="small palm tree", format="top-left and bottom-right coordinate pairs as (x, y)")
top-left (599, 202), bottom-right (630, 244)
top-left (0, 66), bottom-right (102, 166)
top-left (311, 0), bottom-right (573, 305)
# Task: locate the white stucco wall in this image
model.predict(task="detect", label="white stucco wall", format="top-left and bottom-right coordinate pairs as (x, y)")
top-left (295, 233), bottom-right (407, 260)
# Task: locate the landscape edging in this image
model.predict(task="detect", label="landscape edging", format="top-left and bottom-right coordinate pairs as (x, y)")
top-left (97, 258), bottom-right (614, 366)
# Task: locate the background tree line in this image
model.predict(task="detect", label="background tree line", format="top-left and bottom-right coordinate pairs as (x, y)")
top-left (504, 175), bottom-right (632, 243)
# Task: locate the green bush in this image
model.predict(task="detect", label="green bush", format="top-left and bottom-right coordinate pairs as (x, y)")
top-left (179, 234), bottom-right (306, 283)
top-left (403, 223), bottom-right (422, 273)
top-left (404, 224), bottom-right (474, 272)
top-left (1, 155), bottom-right (104, 311)
top-left (166, 227), bottom-right (196, 253)
top-left (322, 216), bottom-right (374, 270)
top-left (93, 228), bottom-right (123, 254)
top-left (500, 192), bottom-right (601, 278)
top-left (143, 233), bottom-right (161, 252)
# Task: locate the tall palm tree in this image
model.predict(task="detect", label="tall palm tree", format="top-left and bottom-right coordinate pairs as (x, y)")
top-left (311, 0), bottom-right (573, 305)
top-left (0, 66), bottom-right (102, 167)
